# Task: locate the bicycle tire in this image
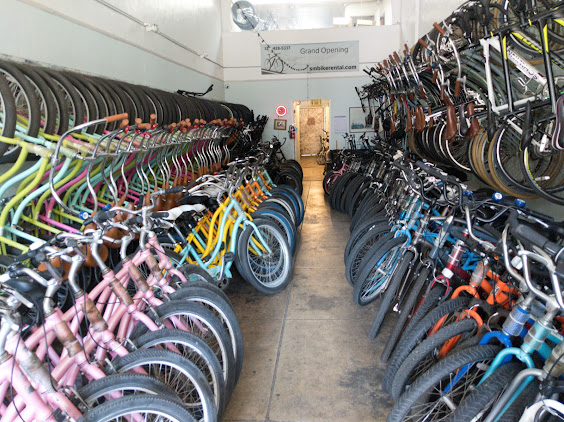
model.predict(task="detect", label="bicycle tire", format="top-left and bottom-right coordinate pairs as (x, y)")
top-left (345, 225), bottom-right (392, 286)
top-left (78, 394), bottom-right (196, 422)
top-left (109, 349), bottom-right (216, 421)
top-left (340, 175), bottom-right (365, 215)
top-left (352, 235), bottom-right (406, 306)
top-left (0, 73), bottom-right (16, 157)
top-left (521, 146), bottom-right (564, 205)
top-left (31, 67), bottom-right (69, 135)
top-left (348, 178), bottom-right (373, 218)
top-left (271, 185), bottom-right (304, 224)
top-left (344, 216), bottom-right (389, 262)
top-left (274, 168), bottom-right (303, 195)
top-left (77, 372), bottom-right (182, 407)
top-left (349, 200), bottom-right (386, 233)
top-left (130, 301), bottom-right (236, 399)
top-left (15, 64), bottom-right (57, 136)
top-left (253, 209), bottom-right (297, 253)
top-left (387, 344), bottom-right (502, 422)
top-left (379, 266), bottom-right (431, 358)
top-left (166, 286), bottom-right (244, 386)
top-left (368, 251), bottom-right (414, 338)
top-left (236, 218), bottom-right (292, 294)
top-left (391, 317), bottom-right (479, 400)
top-left (444, 361), bottom-right (524, 422)
top-left (382, 296), bottom-right (470, 394)
top-left (132, 328), bottom-right (226, 415)
top-left (0, 60), bottom-right (41, 163)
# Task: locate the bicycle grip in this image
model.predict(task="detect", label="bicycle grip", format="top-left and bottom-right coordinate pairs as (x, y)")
top-left (150, 211), bottom-right (169, 219)
top-left (418, 38), bottom-right (429, 49)
top-left (433, 22), bottom-right (446, 36)
top-left (150, 114), bottom-right (157, 125)
top-left (162, 186), bottom-right (185, 195)
top-left (104, 113), bottom-right (128, 123)
top-left (419, 85), bottom-right (427, 100)
top-left (454, 79), bottom-right (461, 97)
top-left (507, 211), bottom-right (556, 253)
top-left (445, 105), bottom-right (457, 141)
top-left (95, 211), bottom-right (117, 223)
top-left (404, 43), bottom-right (410, 54)
top-left (124, 216), bottom-right (143, 226)
top-left (393, 51), bottom-right (400, 63)
top-left (432, 70), bottom-right (438, 84)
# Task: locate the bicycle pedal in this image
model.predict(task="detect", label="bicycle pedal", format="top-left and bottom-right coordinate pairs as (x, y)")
top-left (224, 252), bottom-right (235, 263)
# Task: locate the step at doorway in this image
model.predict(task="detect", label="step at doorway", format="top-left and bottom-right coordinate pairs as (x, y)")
top-left (293, 100), bottom-right (330, 162)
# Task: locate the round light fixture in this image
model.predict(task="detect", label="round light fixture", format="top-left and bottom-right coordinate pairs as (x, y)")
top-left (276, 105), bottom-right (287, 117)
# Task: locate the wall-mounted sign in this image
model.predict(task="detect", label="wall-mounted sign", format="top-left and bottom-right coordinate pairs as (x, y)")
top-left (276, 105), bottom-right (287, 117)
top-left (261, 41), bottom-right (359, 75)
top-left (310, 99), bottom-right (323, 107)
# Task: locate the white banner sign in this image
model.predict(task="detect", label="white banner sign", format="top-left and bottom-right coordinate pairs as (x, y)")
top-left (261, 41), bottom-right (359, 75)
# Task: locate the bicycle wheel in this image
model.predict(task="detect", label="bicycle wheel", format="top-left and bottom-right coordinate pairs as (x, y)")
top-left (236, 219), bottom-right (292, 295)
top-left (368, 251), bottom-right (414, 338)
top-left (110, 349), bottom-right (216, 421)
top-left (252, 210), bottom-right (297, 253)
top-left (32, 67), bottom-right (70, 135)
top-left (274, 168), bottom-right (302, 195)
top-left (130, 301), bottom-right (236, 399)
top-left (379, 266), bottom-right (431, 358)
top-left (166, 285), bottom-right (244, 386)
top-left (382, 296), bottom-right (470, 394)
top-left (444, 361), bottom-right (524, 422)
top-left (77, 373), bottom-right (182, 407)
top-left (0, 73), bottom-right (16, 157)
top-left (345, 225), bottom-right (392, 287)
top-left (15, 64), bottom-right (57, 136)
top-left (132, 328), bottom-right (226, 415)
top-left (0, 60), bottom-right (41, 163)
top-left (78, 394), bottom-right (196, 422)
top-left (349, 199), bottom-right (386, 233)
top-left (352, 235), bottom-right (406, 306)
top-left (521, 145), bottom-right (564, 205)
top-left (391, 318), bottom-right (479, 400)
top-left (345, 216), bottom-right (389, 262)
top-left (387, 344), bottom-right (502, 422)
top-left (270, 185), bottom-right (304, 224)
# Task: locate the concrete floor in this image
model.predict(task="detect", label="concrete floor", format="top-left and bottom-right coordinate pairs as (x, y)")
top-left (224, 157), bottom-right (394, 422)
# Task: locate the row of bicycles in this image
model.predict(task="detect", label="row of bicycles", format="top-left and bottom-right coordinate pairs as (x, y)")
top-left (357, 0), bottom-right (564, 205)
top-left (0, 60), bottom-right (304, 420)
top-left (326, 144), bottom-right (563, 421)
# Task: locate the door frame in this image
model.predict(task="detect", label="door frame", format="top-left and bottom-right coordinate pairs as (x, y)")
top-left (293, 99), bottom-right (330, 160)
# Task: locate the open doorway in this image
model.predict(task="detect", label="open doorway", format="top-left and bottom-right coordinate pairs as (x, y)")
top-left (293, 100), bottom-right (330, 164)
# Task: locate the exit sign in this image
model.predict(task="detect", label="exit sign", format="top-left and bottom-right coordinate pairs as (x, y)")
top-left (310, 99), bottom-right (322, 107)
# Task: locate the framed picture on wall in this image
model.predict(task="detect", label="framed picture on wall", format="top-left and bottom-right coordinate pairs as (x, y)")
top-left (274, 119), bottom-right (287, 130)
top-left (349, 107), bottom-right (374, 133)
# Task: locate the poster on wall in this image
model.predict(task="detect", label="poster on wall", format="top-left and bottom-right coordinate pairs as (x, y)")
top-left (261, 41), bottom-right (359, 75)
top-left (333, 115), bottom-right (347, 133)
top-left (349, 107), bottom-right (374, 133)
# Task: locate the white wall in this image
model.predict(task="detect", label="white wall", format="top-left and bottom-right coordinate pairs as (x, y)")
top-left (223, 24), bottom-right (401, 82)
top-left (399, 0), bottom-right (467, 46)
top-left (225, 76), bottom-right (371, 159)
top-left (221, 7), bottom-right (401, 159)
top-left (0, 0), bottom-right (224, 99)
